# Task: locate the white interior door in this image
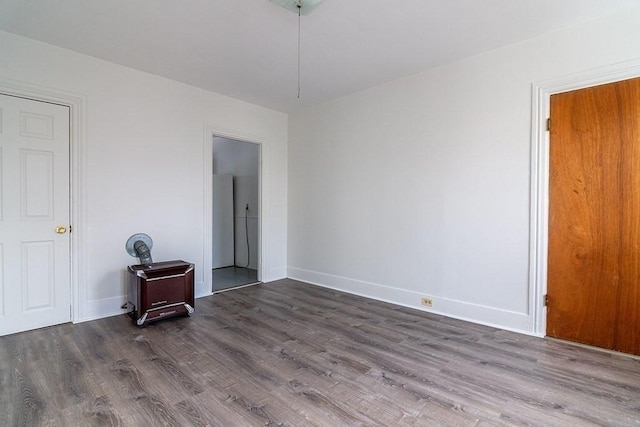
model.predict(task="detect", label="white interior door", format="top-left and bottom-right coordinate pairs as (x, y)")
top-left (0, 93), bottom-right (71, 336)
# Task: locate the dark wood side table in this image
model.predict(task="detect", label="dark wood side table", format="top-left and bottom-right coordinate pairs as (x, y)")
top-left (127, 260), bottom-right (195, 327)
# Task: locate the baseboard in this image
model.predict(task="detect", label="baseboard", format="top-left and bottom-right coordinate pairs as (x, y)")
top-left (287, 267), bottom-right (534, 335)
top-left (78, 280), bottom-right (209, 323)
top-left (78, 296), bottom-right (127, 323)
top-left (263, 266), bottom-right (287, 283)
top-left (77, 271), bottom-right (535, 336)
top-left (195, 280), bottom-right (211, 299)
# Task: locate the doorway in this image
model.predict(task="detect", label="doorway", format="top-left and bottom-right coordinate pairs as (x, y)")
top-left (212, 136), bottom-right (261, 292)
top-left (546, 77), bottom-right (640, 355)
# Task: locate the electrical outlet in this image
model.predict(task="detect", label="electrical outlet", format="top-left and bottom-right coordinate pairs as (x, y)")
top-left (421, 297), bottom-right (433, 308)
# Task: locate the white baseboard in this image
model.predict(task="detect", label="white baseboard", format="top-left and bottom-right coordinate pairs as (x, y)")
top-left (263, 266), bottom-right (287, 283)
top-left (78, 280), bottom-right (209, 323)
top-left (287, 267), bottom-right (535, 336)
top-left (76, 271), bottom-right (537, 337)
top-left (195, 280), bottom-right (212, 299)
top-left (78, 296), bottom-right (127, 323)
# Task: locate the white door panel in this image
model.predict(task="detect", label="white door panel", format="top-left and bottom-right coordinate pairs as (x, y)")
top-left (0, 94), bottom-right (70, 336)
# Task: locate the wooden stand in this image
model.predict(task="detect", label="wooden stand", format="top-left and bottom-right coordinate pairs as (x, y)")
top-left (127, 260), bottom-right (195, 327)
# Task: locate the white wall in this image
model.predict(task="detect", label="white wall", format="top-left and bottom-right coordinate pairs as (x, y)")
top-left (288, 7), bottom-right (640, 334)
top-left (0, 30), bottom-right (288, 322)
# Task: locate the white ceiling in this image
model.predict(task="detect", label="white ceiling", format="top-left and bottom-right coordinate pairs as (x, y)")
top-left (0, 0), bottom-right (638, 112)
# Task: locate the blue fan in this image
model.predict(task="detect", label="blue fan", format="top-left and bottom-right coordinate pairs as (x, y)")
top-left (126, 233), bottom-right (154, 265)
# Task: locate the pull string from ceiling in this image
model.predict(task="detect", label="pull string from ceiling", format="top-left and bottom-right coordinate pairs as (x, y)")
top-left (270, 0), bottom-right (324, 99)
top-left (297, 1), bottom-right (301, 98)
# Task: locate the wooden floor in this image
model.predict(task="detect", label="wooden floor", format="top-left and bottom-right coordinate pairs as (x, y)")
top-left (1, 279), bottom-right (640, 426)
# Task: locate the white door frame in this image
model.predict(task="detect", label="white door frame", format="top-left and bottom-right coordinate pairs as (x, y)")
top-left (0, 77), bottom-right (87, 322)
top-left (202, 124), bottom-right (263, 297)
top-left (529, 59), bottom-right (640, 336)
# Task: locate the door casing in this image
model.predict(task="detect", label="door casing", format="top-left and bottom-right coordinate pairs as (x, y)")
top-left (202, 124), bottom-right (263, 298)
top-left (529, 59), bottom-right (640, 336)
top-left (0, 78), bottom-right (87, 323)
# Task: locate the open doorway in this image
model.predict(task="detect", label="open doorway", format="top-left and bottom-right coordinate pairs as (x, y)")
top-left (212, 136), bottom-right (261, 292)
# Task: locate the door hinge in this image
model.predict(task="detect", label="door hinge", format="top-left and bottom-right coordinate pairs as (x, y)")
top-left (543, 294), bottom-right (548, 306)
top-left (546, 118), bottom-right (551, 131)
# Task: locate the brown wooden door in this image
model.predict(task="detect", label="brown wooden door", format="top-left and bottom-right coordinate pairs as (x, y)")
top-left (547, 77), bottom-right (640, 355)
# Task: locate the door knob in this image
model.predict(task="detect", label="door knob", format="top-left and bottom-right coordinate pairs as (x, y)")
top-left (55, 225), bottom-right (67, 234)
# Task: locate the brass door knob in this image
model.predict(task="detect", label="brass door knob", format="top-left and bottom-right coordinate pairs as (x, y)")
top-left (55, 225), bottom-right (67, 234)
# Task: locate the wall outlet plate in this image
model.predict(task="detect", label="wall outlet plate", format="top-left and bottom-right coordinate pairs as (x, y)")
top-left (421, 297), bottom-right (433, 308)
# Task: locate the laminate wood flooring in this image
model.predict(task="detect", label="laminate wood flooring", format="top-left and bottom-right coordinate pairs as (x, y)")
top-left (1, 279), bottom-right (640, 426)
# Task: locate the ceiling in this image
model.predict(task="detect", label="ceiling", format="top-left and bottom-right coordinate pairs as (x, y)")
top-left (0, 0), bottom-right (637, 112)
